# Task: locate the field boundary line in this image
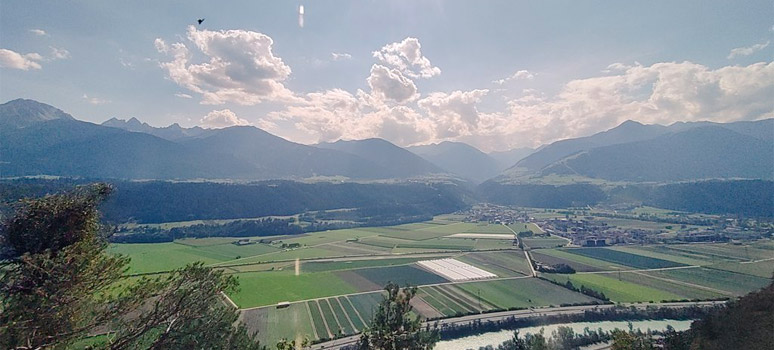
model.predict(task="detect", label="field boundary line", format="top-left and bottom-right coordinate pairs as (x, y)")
top-left (305, 301), bottom-right (320, 340)
top-left (220, 291), bottom-right (238, 309)
top-left (343, 296), bottom-right (368, 328)
top-left (324, 299), bottom-right (345, 335)
top-left (631, 271), bottom-right (734, 297)
top-left (419, 288), bottom-right (455, 315)
top-left (315, 301), bottom-right (333, 339)
top-left (576, 264), bottom-right (700, 275)
top-left (448, 284), bottom-right (497, 310)
top-left (334, 298), bottom-right (358, 333)
top-left (430, 285), bottom-right (474, 313)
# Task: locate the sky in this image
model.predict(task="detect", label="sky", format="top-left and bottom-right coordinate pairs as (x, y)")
top-left (1, 0), bottom-right (772, 152)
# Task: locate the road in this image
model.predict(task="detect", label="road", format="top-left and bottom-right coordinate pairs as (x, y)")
top-left (308, 300), bottom-right (724, 349)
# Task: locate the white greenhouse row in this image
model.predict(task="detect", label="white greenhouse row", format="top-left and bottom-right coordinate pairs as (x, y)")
top-left (417, 258), bottom-right (497, 282)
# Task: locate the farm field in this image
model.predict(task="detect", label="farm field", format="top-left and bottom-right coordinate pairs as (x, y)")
top-left (521, 236), bottom-right (568, 249)
top-left (563, 247), bottom-right (686, 269)
top-left (644, 267), bottom-right (772, 296)
top-left (541, 273), bottom-right (683, 303)
top-left (707, 259), bottom-right (774, 278)
top-left (455, 277), bottom-right (600, 309)
top-left (108, 216), bottom-right (773, 346)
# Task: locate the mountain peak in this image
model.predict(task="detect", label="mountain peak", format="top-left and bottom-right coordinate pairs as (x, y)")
top-left (0, 98), bottom-right (75, 129)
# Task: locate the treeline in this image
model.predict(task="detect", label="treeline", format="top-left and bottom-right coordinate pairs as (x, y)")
top-left (477, 183), bottom-right (607, 208)
top-left (0, 178), bottom-right (469, 224)
top-left (437, 304), bottom-right (715, 341)
top-left (478, 180), bottom-right (774, 218)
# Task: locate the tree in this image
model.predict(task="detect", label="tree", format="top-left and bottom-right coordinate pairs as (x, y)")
top-left (610, 326), bottom-right (654, 350)
top-left (0, 184), bottom-right (128, 349)
top-left (0, 184), bottom-right (261, 350)
top-left (357, 283), bottom-right (439, 350)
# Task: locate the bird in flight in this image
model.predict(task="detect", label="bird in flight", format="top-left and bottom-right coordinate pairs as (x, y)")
top-left (197, 18), bottom-right (205, 25)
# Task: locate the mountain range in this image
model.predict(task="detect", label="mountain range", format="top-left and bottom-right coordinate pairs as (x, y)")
top-left (1, 98), bottom-right (772, 183)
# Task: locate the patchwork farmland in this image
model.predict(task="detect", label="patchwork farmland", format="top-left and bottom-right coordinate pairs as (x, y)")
top-left (109, 215), bottom-right (773, 345)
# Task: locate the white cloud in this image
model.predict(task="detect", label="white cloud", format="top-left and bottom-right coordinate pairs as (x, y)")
top-left (200, 109), bottom-right (250, 128)
top-left (0, 49), bottom-right (43, 70)
top-left (82, 94), bottom-right (110, 105)
top-left (367, 64), bottom-right (419, 103)
top-left (29, 29), bottom-right (47, 36)
top-left (174, 93), bottom-right (193, 99)
top-left (373, 37), bottom-right (440, 79)
top-left (331, 52), bottom-right (352, 61)
top-left (49, 47), bottom-right (70, 60)
top-left (479, 60), bottom-right (774, 149)
top-left (493, 70), bottom-right (535, 84)
top-left (155, 26), bottom-right (297, 105)
top-left (728, 41), bottom-right (770, 59)
top-left (417, 90), bottom-right (489, 138)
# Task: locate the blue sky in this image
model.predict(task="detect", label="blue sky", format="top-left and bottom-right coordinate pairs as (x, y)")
top-left (1, 0), bottom-right (772, 151)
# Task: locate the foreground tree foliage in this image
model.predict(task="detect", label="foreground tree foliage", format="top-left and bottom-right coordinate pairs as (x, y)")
top-left (0, 184), bottom-right (262, 350)
top-left (358, 283), bottom-right (439, 350)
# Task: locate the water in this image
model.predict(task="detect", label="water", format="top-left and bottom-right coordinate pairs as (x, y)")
top-left (435, 319), bottom-right (693, 350)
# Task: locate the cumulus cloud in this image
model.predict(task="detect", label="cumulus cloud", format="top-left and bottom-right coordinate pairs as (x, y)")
top-left (200, 109), bottom-right (250, 128)
top-left (373, 37), bottom-right (440, 78)
top-left (417, 90), bottom-right (489, 138)
top-left (493, 70), bottom-right (535, 84)
top-left (728, 41), bottom-right (770, 59)
top-left (367, 64), bottom-right (419, 103)
top-left (82, 94), bottom-right (110, 105)
top-left (331, 52), bottom-right (352, 61)
top-left (265, 60), bottom-right (774, 152)
top-left (49, 47), bottom-right (70, 60)
top-left (0, 49), bottom-right (43, 70)
top-left (29, 29), bottom-right (47, 36)
top-left (478, 60), bottom-right (774, 149)
top-left (155, 26), bottom-right (297, 105)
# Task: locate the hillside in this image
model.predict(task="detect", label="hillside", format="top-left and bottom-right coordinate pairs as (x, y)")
top-left (512, 120), bottom-right (669, 172)
top-left (0, 99), bottom-right (427, 180)
top-left (316, 138), bottom-right (444, 178)
top-left (542, 126), bottom-right (774, 181)
top-left (408, 141), bottom-right (500, 183)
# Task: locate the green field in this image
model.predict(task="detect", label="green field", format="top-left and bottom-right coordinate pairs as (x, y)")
top-left (645, 267), bottom-right (771, 296)
top-left (456, 278), bottom-right (600, 309)
top-left (240, 302), bottom-right (316, 345)
top-left (707, 259), bottom-right (774, 278)
top-left (109, 243), bottom-right (228, 274)
top-left (522, 236), bottom-right (568, 249)
top-left (542, 273), bottom-right (683, 303)
top-left (230, 271), bottom-right (358, 308)
top-left (565, 248), bottom-right (686, 269)
top-left (535, 248), bottom-right (631, 271)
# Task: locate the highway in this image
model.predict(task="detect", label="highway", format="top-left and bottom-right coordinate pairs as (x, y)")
top-left (308, 300), bottom-right (723, 349)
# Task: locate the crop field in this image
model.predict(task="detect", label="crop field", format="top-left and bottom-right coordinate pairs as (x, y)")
top-left (230, 271), bottom-right (358, 308)
top-left (707, 260), bottom-right (774, 278)
top-left (456, 278), bottom-right (600, 309)
top-left (508, 223), bottom-right (544, 234)
top-left (339, 265), bottom-right (448, 290)
top-left (298, 257), bottom-right (433, 273)
top-left (542, 273), bottom-right (683, 303)
top-left (613, 271), bottom-right (728, 300)
top-left (109, 243), bottom-right (229, 274)
top-left (239, 301), bottom-right (316, 346)
top-left (564, 248), bottom-right (686, 269)
top-left (459, 251), bottom-right (532, 277)
top-left (462, 223), bottom-right (514, 234)
top-left (665, 244), bottom-right (774, 261)
top-left (521, 236), bottom-right (568, 249)
top-left (644, 267), bottom-right (771, 296)
top-left (607, 246), bottom-right (711, 266)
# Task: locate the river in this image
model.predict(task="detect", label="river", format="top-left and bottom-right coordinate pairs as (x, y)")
top-left (435, 319), bottom-right (693, 350)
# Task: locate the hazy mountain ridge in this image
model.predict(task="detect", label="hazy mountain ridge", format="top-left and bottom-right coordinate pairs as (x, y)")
top-left (407, 141), bottom-right (500, 183)
top-left (0, 99), bottom-right (441, 180)
top-left (501, 118), bottom-right (774, 183)
top-left (102, 117), bottom-right (209, 140)
top-left (540, 125), bottom-right (774, 181)
top-left (316, 138), bottom-right (445, 178)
